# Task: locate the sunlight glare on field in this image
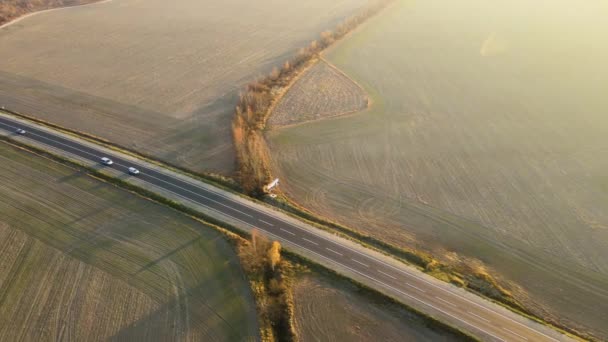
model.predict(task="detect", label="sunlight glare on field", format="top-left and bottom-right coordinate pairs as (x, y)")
top-left (479, 33), bottom-right (508, 57)
top-left (268, 0), bottom-right (608, 337)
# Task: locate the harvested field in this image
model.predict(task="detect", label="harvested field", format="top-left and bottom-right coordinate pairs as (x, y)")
top-left (292, 274), bottom-right (459, 341)
top-left (0, 224), bottom-right (158, 341)
top-left (0, 141), bottom-right (258, 341)
top-left (268, 0), bottom-right (608, 339)
top-left (0, 0), bottom-right (100, 27)
top-left (0, 0), bottom-right (367, 173)
top-left (269, 59), bottom-right (368, 127)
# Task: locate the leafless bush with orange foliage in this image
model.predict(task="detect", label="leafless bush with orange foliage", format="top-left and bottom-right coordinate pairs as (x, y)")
top-left (238, 229), bottom-right (294, 341)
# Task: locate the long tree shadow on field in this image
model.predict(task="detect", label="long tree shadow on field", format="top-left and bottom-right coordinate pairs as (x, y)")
top-left (108, 275), bottom-right (256, 342)
top-left (144, 91), bottom-right (239, 173)
top-left (57, 165), bottom-right (126, 192)
top-left (0, 70), bottom-right (171, 136)
top-left (54, 216), bottom-right (257, 341)
top-left (57, 169), bottom-right (88, 183)
top-left (50, 199), bottom-right (256, 340)
top-left (6, 160), bottom-right (258, 340)
top-left (135, 236), bottom-right (203, 275)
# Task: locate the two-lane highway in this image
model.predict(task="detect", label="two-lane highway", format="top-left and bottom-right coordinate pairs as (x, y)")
top-left (0, 113), bottom-right (573, 342)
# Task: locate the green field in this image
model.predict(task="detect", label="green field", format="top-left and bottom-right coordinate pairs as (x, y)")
top-left (268, 0), bottom-right (608, 338)
top-left (0, 141), bottom-right (258, 341)
top-left (0, 0), bottom-right (366, 173)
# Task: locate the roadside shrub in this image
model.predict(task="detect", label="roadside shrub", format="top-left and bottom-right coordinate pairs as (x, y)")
top-left (238, 230), bottom-right (295, 341)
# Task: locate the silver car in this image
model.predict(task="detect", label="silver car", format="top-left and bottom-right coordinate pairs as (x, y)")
top-left (101, 157), bottom-right (114, 166)
top-left (128, 167), bottom-right (140, 175)
top-left (16, 128), bottom-right (26, 135)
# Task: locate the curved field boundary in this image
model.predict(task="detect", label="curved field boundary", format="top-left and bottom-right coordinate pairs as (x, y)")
top-left (269, 58), bottom-right (370, 129)
top-left (0, 0), bottom-right (109, 30)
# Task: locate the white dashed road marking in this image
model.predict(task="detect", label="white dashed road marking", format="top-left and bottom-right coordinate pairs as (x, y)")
top-left (302, 238), bottom-right (318, 245)
top-left (406, 282), bottom-right (426, 293)
top-left (351, 259), bottom-right (369, 267)
top-left (435, 296), bottom-right (457, 307)
top-left (468, 311), bottom-right (490, 323)
top-left (378, 270), bottom-right (396, 279)
top-left (503, 327), bottom-right (529, 341)
top-left (280, 228), bottom-right (295, 236)
top-left (326, 248), bottom-right (343, 256)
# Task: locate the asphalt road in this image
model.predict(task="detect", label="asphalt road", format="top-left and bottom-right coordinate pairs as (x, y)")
top-left (0, 113), bottom-right (572, 342)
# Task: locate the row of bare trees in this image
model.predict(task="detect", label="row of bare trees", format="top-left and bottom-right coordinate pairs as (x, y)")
top-left (232, 0), bottom-right (395, 195)
top-left (239, 230), bottom-right (294, 341)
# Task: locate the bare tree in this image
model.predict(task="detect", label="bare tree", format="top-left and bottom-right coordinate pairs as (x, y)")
top-left (267, 241), bottom-right (281, 271)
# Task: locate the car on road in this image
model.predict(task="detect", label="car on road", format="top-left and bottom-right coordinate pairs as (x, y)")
top-left (101, 157), bottom-right (113, 166)
top-left (128, 167), bottom-right (140, 175)
top-left (15, 128), bottom-right (26, 135)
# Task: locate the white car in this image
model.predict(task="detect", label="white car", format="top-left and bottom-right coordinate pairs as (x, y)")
top-left (16, 128), bottom-right (26, 135)
top-left (101, 157), bottom-right (113, 166)
top-left (128, 167), bottom-right (140, 175)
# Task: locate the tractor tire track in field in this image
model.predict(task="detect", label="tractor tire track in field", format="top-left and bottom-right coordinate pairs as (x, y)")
top-left (267, 0), bottom-right (608, 337)
top-left (0, 142), bottom-right (258, 341)
top-left (292, 274), bottom-right (460, 341)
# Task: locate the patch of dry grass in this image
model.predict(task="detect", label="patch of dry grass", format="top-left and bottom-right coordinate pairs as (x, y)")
top-left (232, 0), bottom-right (394, 194)
top-left (269, 59), bottom-right (368, 127)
